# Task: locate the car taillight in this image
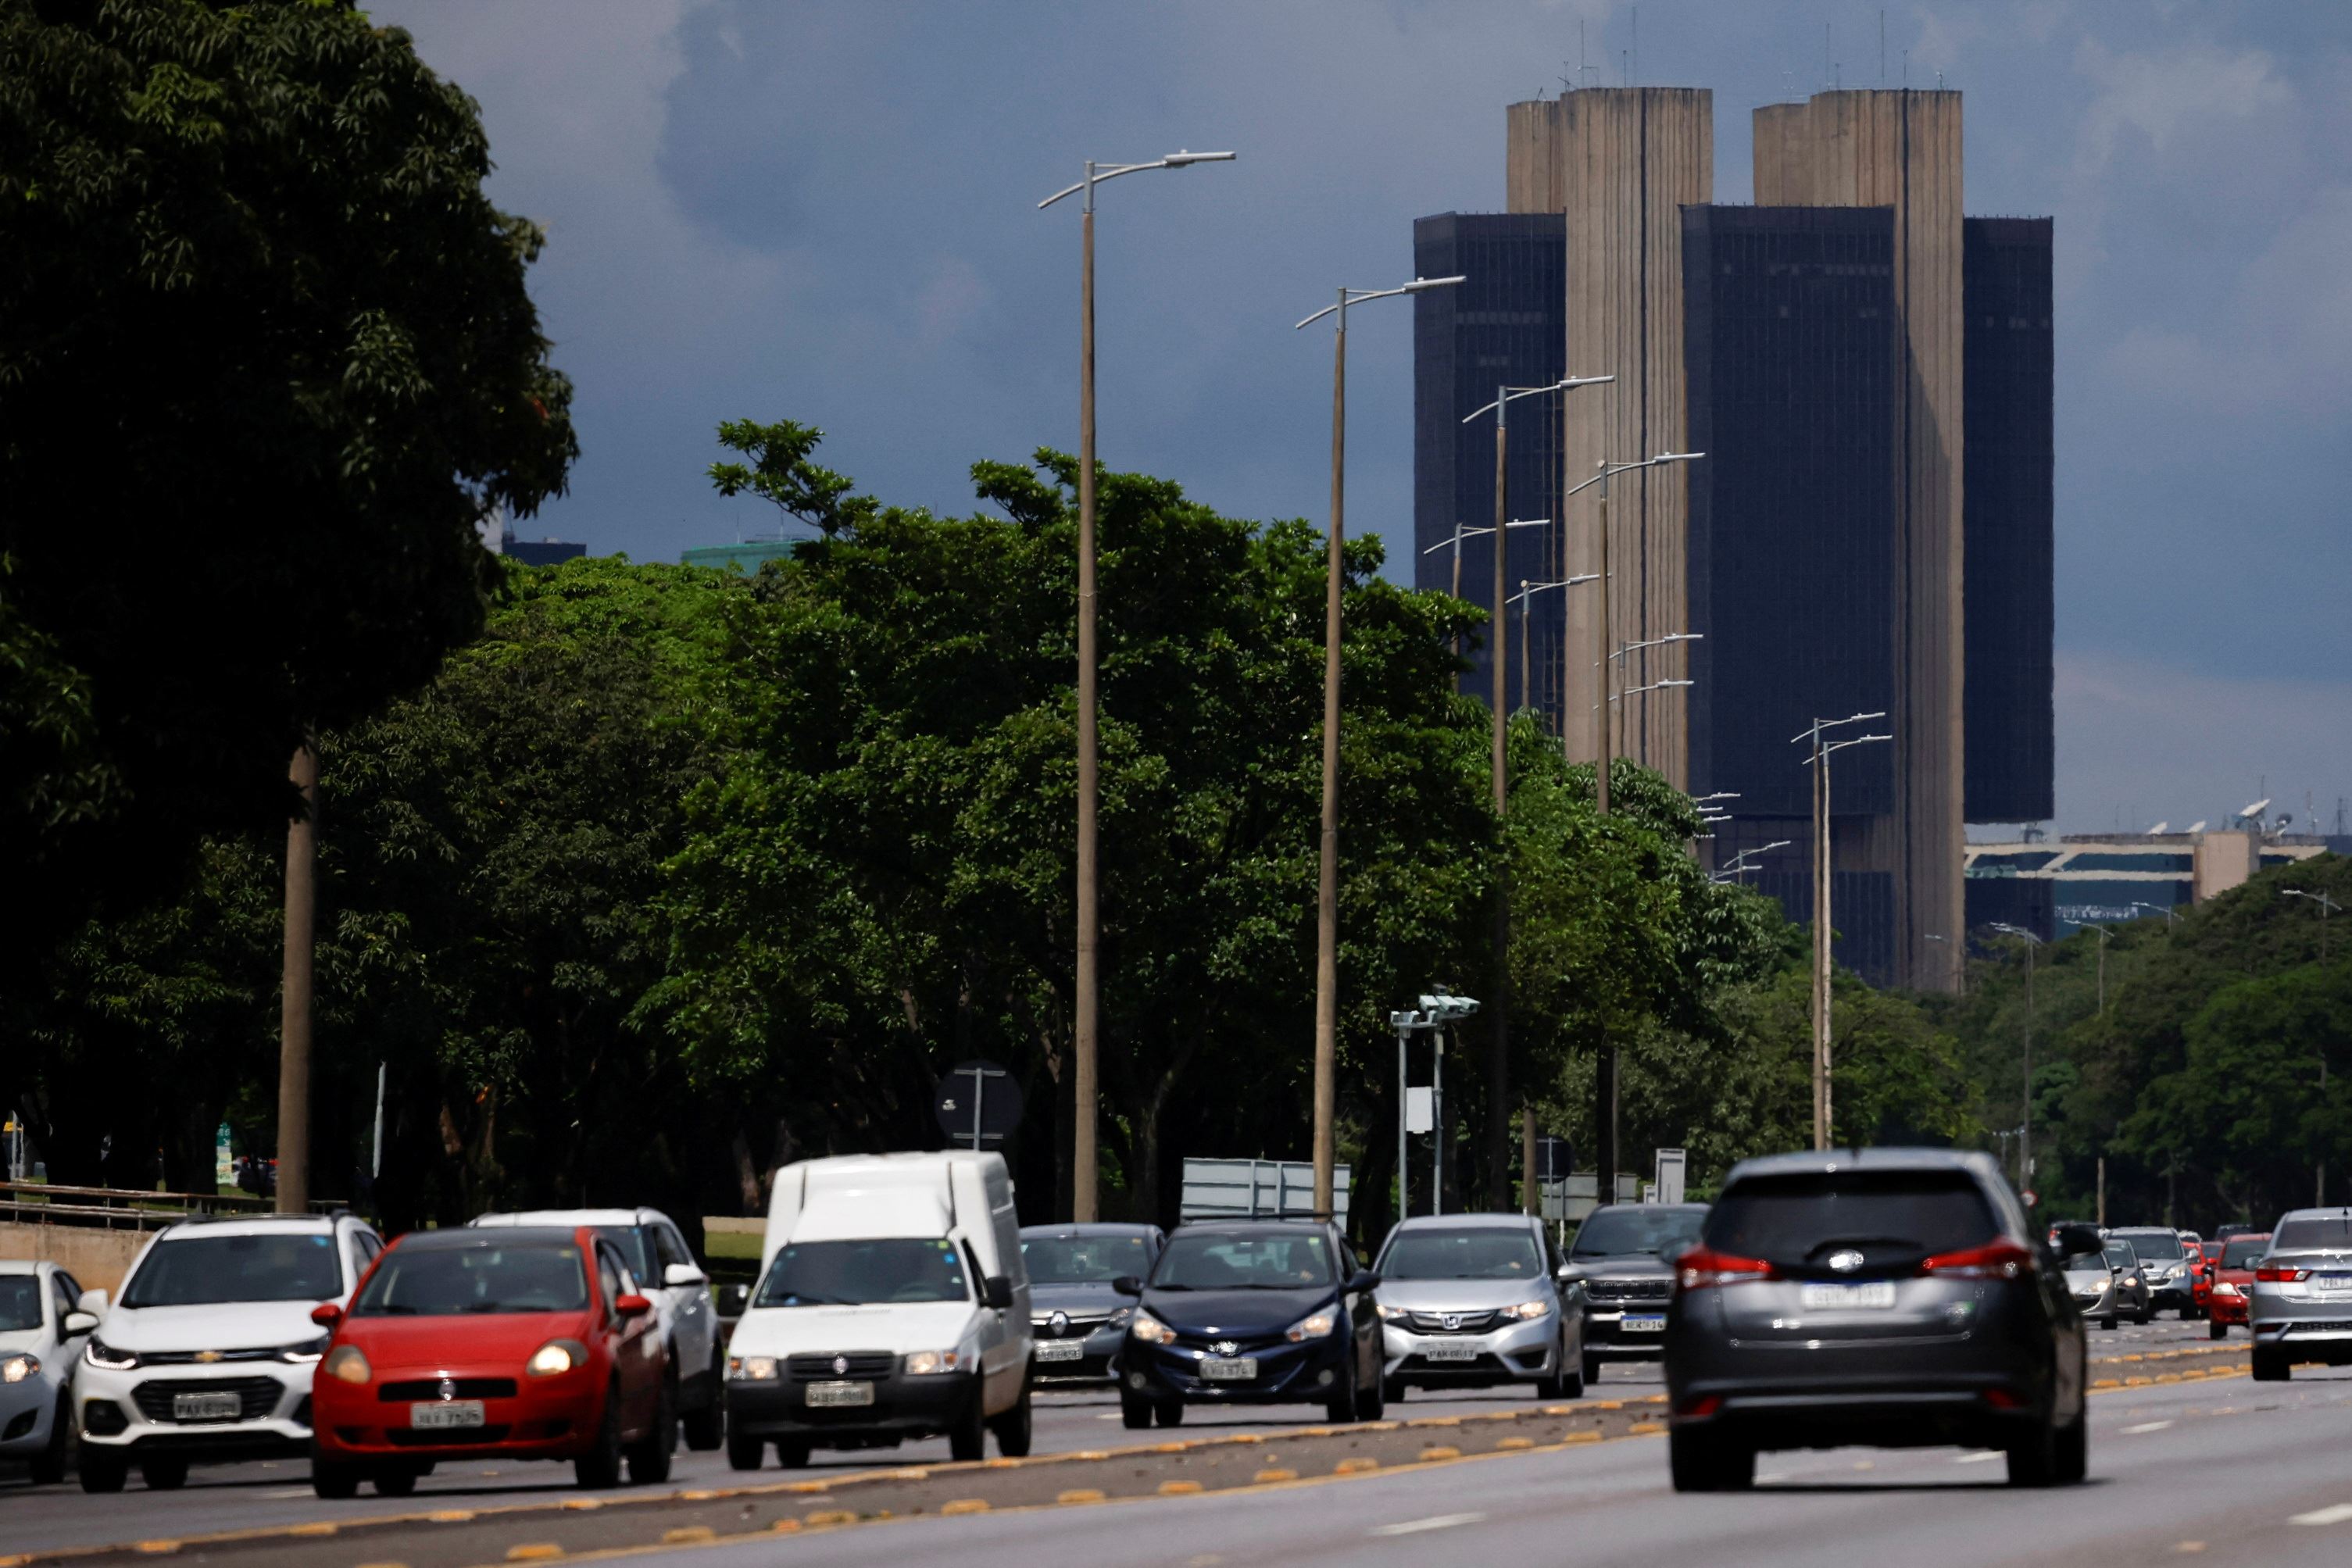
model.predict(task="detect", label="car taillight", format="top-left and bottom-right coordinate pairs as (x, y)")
top-left (2255, 1264), bottom-right (2309, 1283)
top-left (1677, 1246), bottom-right (1774, 1290)
top-left (1921, 1240), bottom-right (2035, 1280)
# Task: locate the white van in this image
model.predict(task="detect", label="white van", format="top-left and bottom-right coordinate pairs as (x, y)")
top-left (722, 1152), bottom-right (1031, 1467)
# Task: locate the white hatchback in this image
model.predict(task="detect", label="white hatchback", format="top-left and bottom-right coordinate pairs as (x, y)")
top-left (0, 1259), bottom-right (98, 1484)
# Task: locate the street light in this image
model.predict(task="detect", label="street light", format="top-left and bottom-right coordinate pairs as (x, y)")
top-left (1793, 715), bottom-right (1891, 1150)
top-left (1923, 931), bottom-right (1964, 995)
top-left (1038, 148), bottom-right (1235, 1221)
top-left (1292, 273), bottom-right (1464, 1223)
top-left (2081, 923), bottom-right (2116, 1013)
top-left (1427, 519), bottom-right (1551, 684)
top-left (1992, 922), bottom-right (2046, 1193)
top-left (2131, 900), bottom-right (2179, 927)
top-left (1392, 991), bottom-right (1480, 1219)
top-left (1509, 573), bottom-right (1600, 716)
top-left (2283, 888), bottom-right (2343, 1205)
top-left (1713, 840), bottom-right (1793, 883)
top-left (1607, 637), bottom-right (1701, 759)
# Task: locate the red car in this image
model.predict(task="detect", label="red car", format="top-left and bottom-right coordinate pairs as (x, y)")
top-left (2203, 1233), bottom-right (2270, 1338)
top-left (309, 1225), bottom-right (672, 1497)
top-left (2190, 1241), bottom-right (2224, 1315)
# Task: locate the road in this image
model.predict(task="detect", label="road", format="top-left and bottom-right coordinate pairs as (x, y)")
top-left (0, 1316), bottom-right (2295, 1566)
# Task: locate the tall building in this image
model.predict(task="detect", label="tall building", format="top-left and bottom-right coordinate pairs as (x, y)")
top-left (1414, 88), bottom-right (2055, 988)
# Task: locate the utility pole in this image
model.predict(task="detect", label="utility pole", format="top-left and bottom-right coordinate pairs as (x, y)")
top-left (276, 741), bottom-right (317, 1214)
top-left (2285, 888), bottom-right (2340, 1205)
top-left (1521, 1109), bottom-right (1537, 1216)
top-left (1795, 716), bottom-right (1889, 1151)
top-left (1488, 383), bottom-right (1511, 1211)
top-left (2096, 1155), bottom-right (2106, 1227)
top-left (1996, 923), bottom-right (2044, 1194)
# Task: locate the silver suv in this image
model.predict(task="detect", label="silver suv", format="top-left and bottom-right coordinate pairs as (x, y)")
top-left (2247, 1207), bottom-right (2352, 1380)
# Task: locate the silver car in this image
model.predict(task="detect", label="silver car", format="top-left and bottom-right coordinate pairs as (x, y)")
top-left (2061, 1249), bottom-right (2119, 1330)
top-left (1372, 1214), bottom-right (1582, 1402)
top-left (2248, 1207), bottom-right (2352, 1381)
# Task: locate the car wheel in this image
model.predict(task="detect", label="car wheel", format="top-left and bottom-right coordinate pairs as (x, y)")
top-left (2251, 1348), bottom-right (2290, 1382)
top-left (1382, 1377), bottom-right (1407, 1406)
top-left (139, 1454), bottom-right (188, 1491)
top-left (309, 1459), bottom-right (362, 1500)
top-left (1121, 1393), bottom-right (1155, 1430)
top-left (2100, 1314), bottom-right (2117, 1330)
top-left (1582, 1353), bottom-right (1603, 1387)
top-left (373, 1467), bottom-right (419, 1497)
top-left (990, 1375), bottom-right (1035, 1456)
top-left (2181, 1305), bottom-right (2200, 1321)
top-left (684, 1350), bottom-right (727, 1452)
top-left (2052, 1408), bottom-right (2088, 1486)
top-left (79, 1450), bottom-right (127, 1495)
top-left (776, 1440), bottom-right (812, 1469)
top-left (1324, 1364), bottom-right (1361, 1424)
top-left (1668, 1427), bottom-right (1752, 1492)
top-left (574, 1382), bottom-right (625, 1489)
top-left (2208, 1319), bottom-right (2227, 1341)
top-left (2134, 1307), bottom-right (2152, 1326)
top-left (1151, 1397), bottom-right (1185, 1429)
top-left (29, 1393), bottom-right (70, 1485)
top-left (626, 1373), bottom-right (677, 1484)
top-left (948, 1383), bottom-right (987, 1463)
top-left (1546, 1359), bottom-right (1586, 1400)
top-left (1359, 1366), bottom-right (1385, 1421)
top-left (726, 1430), bottom-right (765, 1471)
top-left (2006, 1416), bottom-right (2060, 1487)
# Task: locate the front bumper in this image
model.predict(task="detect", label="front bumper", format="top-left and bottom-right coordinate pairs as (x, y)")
top-left (0, 1373), bottom-right (62, 1454)
top-left (2207, 1289), bottom-right (2250, 1326)
top-left (313, 1363), bottom-right (602, 1463)
top-left (1582, 1302), bottom-right (1672, 1359)
top-left (2069, 1288), bottom-right (2114, 1320)
top-left (728, 1370), bottom-right (974, 1444)
top-left (1382, 1313), bottom-right (1558, 1387)
top-left (73, 1357), bottom-right (314, 1459)
top-left (1123, 1330), bottom-right (1352, 1405)
top-left (1028, 1322), bottom-right (1124, 1383)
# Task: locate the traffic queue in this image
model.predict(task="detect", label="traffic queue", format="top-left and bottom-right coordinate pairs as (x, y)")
top-left (5, 1146), bottom-right (2349, 1501)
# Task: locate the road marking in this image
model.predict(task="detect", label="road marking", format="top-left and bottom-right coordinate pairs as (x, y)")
top-left (2175, 1544), bottom-right (2206, 1554)
top-left (1057, 1488), bottom-right (1107, 1505)
top-left (2123, 1420), bottom-right (2174, 1434)
top-left (1371, 1513), bottom-right (1487, 1537)
top-left (1954, 1452), bottom-right (2003, 1464)
top-left (2289, 1503), bottom-right (2352, 1526)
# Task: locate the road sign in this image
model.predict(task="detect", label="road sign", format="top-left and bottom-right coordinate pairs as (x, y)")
top-left (1654, 1147), bottom-right (1686, 1205)
top-left (934, 1061), bottom-right (1023, 1150)
top-left (1535, 1135), bottom-right (1571, 1183)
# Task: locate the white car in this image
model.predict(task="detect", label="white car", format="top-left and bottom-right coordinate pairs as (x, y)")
top-left (72, 1212), bottom-right (381, 1492)
top-left (470, 1207), bottom-right (723, 1448)
top-left (1, 1259), bottom-right (98, 1484)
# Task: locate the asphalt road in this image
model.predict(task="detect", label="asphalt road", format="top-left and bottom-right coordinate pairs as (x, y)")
top-left (0, 1314), bottom-right (2243, 1562)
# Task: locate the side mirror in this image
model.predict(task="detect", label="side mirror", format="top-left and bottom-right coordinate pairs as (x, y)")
top-left (982, 1276), bottom-right (1014, 1312)
top-left (1110, 1275), bottom-right (1143, 1298)
top-left (663, 1263), bottom-right (708, 1289)
top-left (309, 1302), bottom-right (344, 1328)
top-left (615, 1292), bottom-right (653, 1318)
top-left (2055, 1223), bottom-right (2104, 1259)
top-left (1349, 1270), bottom-right (1380, 1294)
top-left (715, 1283), bottom-right (751, 1318)
top-left (63, 1311), bottom-right (98, 1337)
top-left (77, 1288), bottom-right (109, 1316)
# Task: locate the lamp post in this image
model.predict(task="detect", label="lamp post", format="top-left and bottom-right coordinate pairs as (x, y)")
top-left (1460, 373), bottom-right (1614, 1207)
top-left (1292, 274), bottom-right (1464, 1223)
top-left (1924, 931), bottom-right (1964, 995)
top-left (1038, 148), bottom-right (1235, 1222)
top-left (1507, 573), bottom-right (1600, 721)
top-left (1793, 715), bottom-right (1891, 1150)
top-left (1713, 840), bottom-right (1793, 884)
top-left (1426, 519), bottom-right (1550, 687)
top-left (2081, 923), bottom-right (2117, 1013)
top-left (2131, 901), bottom-right (2180, 927)
top-left (1608, 633), bottom-right (1702, 760)
top-left (1392, 991), bottom-right (1481, 1220)
top-left (1993, 922), bottom-right (2046, 1192)
top-left (2284, 888), bottom-right (2343, 1205)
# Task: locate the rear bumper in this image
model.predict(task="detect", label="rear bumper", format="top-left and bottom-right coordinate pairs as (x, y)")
top-left (729, 1373), bottom-right (974, 1442)
top-left (1670, 1384), bottom-right (2047, 1451)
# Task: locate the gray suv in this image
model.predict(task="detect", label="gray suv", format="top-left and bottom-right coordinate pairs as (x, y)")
top-left (1662, 1148), bottom-right (2095, 1492)
top-left (2247, 1207), bottom-right (2352, 1381)
top-left (1557, 1203), bottom-right (1707, 1384)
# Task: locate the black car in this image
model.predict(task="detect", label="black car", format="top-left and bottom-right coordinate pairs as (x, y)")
top-left (1664, 1148), bottom-right (2097, 1492)
top-left (1557, 1202), bottom-right (1708, 1384)
top-left (1020, 1223), bottom-right (1164, 1384)
top-left (1113, 1220), bottom-right (1382, 1429)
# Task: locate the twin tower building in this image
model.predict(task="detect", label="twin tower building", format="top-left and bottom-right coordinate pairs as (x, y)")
top-left (1414, 88), bottom-right (2054, 990)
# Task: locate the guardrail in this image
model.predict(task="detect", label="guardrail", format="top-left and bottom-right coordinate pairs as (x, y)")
top-left (0, 1180), bottom-right (348, 1230)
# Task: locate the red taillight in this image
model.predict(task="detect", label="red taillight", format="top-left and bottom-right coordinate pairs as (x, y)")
top-left (2255, 1264), bottom-right (2309, 1283)
top-left (1677, 1395), bottom-right (1723, 1418)
top-left (1677, 1245), bottom-right (1775, 1291)
top-left (1979, 1388), bottom-right (2024, 1409)
top-left (1921, 1240), bottom-right (2036, 1280)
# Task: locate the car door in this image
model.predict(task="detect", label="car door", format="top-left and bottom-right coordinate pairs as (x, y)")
top-left (961, 1238), bottom-right (1012, 1412)
top-left (1335, 1233), bottom-right (1375, 1381)
top-left (653, 1221), bottom-right (714, 1382)
top-left (596, 1243), bottom-right (659, 1427)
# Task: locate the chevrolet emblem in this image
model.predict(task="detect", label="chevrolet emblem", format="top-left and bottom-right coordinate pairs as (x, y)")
top-left (194, 1350), bottom-right (223, 1364)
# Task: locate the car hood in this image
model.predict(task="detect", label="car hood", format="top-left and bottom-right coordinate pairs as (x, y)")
top-left (343, 1311), bottom-right (593, 1371)
top-left (2061, 1266), bottom-right (2110, 1285)
top-left (100, 1300), bottom-right (328, 1354)
top-left (1140, 1288), bottom-right (1331, 1337)
top-left (1374, 1280), bottom-right (1552, 1313)
top-left (728, 1302), bottom-right (985, 1358)
top-left (1558, 1252), bottom-right (1675, 1281)
top-left (0, 1325), bottom-right (48, 1353)
top-left (1028, 1283), bottom-right (1126, 1316)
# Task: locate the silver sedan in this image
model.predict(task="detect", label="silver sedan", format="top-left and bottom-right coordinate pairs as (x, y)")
top-left (2248, 1207), bottom-right (2352, 1381)
top-left (1371, 1213), bottom-right (1583, 1402)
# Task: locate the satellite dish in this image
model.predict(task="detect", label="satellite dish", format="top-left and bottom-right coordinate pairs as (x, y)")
top-left (2146, 821), bottom-right (2168, 835)
top-left (2186, 820), bottom-right (2207, 834)
top-left (2241, 798), bottom-right (2272, 820)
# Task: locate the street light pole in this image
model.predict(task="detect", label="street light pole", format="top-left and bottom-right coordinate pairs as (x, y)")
top-left (2285, 888), bottom-right (2342, 1205)
top-left (1039, 148), bottom-right (1234, 1222)
top-left (1294, 274), bottom-right (1463, 1222)
top-left (1794, 716), bottom-right (1890, 1149)
top-left (1993, 922), bottom-right (2045, 1192)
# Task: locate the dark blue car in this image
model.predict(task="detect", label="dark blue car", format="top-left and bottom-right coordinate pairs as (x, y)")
top-left (1111, 1220), bottom-right (1383, 1428)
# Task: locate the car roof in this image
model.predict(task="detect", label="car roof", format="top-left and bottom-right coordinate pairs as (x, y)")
top-left (397, 1225), bottom-right (587, 1252)
top-left (2109, 1226), bottom-right (2180, 1235)
top-left (1721, 1147), bottom-right (2000, 1184)
top-left (159, 1213), bottom-right (341, 1241)
top-left (1019, 1223), bottom-right (1160, 1238)
top-left (1169, 1220), bottom-right (1334, 1238)
top-left (2271, 1207), bottom-right (2352, 1223)
top-left (0, 1259), bottom-right (40, 1276)
top-left (472, 1209), bottom-right (656, 1228)
top-left (1389, 1213), bottom-right (1539, 1232)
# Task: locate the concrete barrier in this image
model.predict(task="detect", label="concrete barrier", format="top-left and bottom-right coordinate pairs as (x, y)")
top-left (0, 1222), bottom-right (148, 1294)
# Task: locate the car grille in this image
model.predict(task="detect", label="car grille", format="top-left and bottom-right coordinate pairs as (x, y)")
top-left (1586, 1279), bottom-right (1671, 1303)
top-left (139, 1348), bottom-right (284, 1366)
top-left (130, 1377), bottom-right (284, 1423)
top-left (1405, 1310), bottom-right (1502, 1334)
top-left (387, 1424), bottom-right (513, 1446)
top-left (1031, 1313), bottom-right (1116, 1339)
top-left (380, 1379), bottom-right (520, 1402)
top-left (787, 1351), bottom-right (895, 1380)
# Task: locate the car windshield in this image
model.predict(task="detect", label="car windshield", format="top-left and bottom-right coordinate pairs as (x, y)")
top-left (1704, 1171), bottom-right (1997, 1266)
top-left (0, 1277), bottom-right (42, 1331)
top-left (1022, 1234), bottom-right (1153, 1284)
top-left (2272, 1215), bottom-right (2352, 1253)
top-left (2222, 1238), bottom-right (2271, 1269)
top-left (2062, 1253), bottom-right (2107, 1276)
top-left (1570, 1207), bottom-right (1706, 1259)
top-left (123, 1233), bottom-right (343, 1307)
top-left (2104, 1245), bottom-right (2136, 1270)
top-left (1153, 1233), bottom-right (1333, 1291)
top-left (2120, 1232), bottom-right (2185, 1262)
top-left (592, 1227), bottom-right (655, 1284)
top-left (352, 1243), bottom-right (589, 1316)
top-left (1382, 1229), bottom-right (1545, 1280)
top-left (756, 1239), bottom-right (970, 1307)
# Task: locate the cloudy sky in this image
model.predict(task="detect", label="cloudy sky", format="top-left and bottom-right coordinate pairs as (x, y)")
top-left (375, 0), bottom-right (2349, 837)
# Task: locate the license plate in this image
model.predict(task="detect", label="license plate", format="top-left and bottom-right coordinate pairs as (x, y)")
top-left (804, 1380), bottom-right (874, 1408)
top-left (1035, 1340), bottom-right (1084, 1363)
top-left (1800, 1282), bottom-right (1898, 1310)
top-left (1619, 1313), bottom-right (1667, 1333)
top-left (408, 1400), bottom-right (485, 1430)
top-left (2315, 1275), bottom-right (2352, 1297)
top-left (173, 1391), bottom-right (243, 1422)
top-left (1421, 1345), bottom-right (1478, 1363)
top-left (1199, 1356), bottom-right (1258, 1381)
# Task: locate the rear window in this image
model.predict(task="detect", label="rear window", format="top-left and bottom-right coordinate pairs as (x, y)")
top-left (1703, 1170), bottom-right (2000, 1268)
top-left (2118, 1231), bottom-right (2185, 1263)
top-left (2221, 1238), bottom-right (2271, 1269)
top-left (2272, 1215), bottom-right (2352, 1253)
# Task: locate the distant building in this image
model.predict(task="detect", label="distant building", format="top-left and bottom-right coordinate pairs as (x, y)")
top-left (681, 542), bottom-right (794, 573)
top-left (1964, 828), bottom-right (2334, 940)
top-left (503, 532), bottom-right (587, 567)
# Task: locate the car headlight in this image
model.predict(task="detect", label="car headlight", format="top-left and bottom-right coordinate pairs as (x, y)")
top-left (1375, 1302), bottom-right (1410, 1320)
top-left (904, 1350), bottom-right (965, 1376)
top-left (1285, 1309), bottom-right (1339, 1343)
top-left (280, 1334), bottom-right (331, 1365)
top-left (727, 1355), bottom-right (779, 1381)
top-left (2125, 1276), bottom-right (2140, 1287)
top-left (1, 1353), bottom-right (38, 1383)
top-left (84, 1338), bottom-right (138, 1372)
top-left (527, 1339), bottom-right (588, 1377)
top-left (1129, 1310), bottom-right (1177, 1346)
top-left (2215, 1283), bottom-right (2239, 1297)
top-left (323, 1345), bottom-right (372, 1385)
top-left (1106, 1307), bottom-right (1133, 1329)
top-left (1503, 1298), bottom-right (1553, 1320)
